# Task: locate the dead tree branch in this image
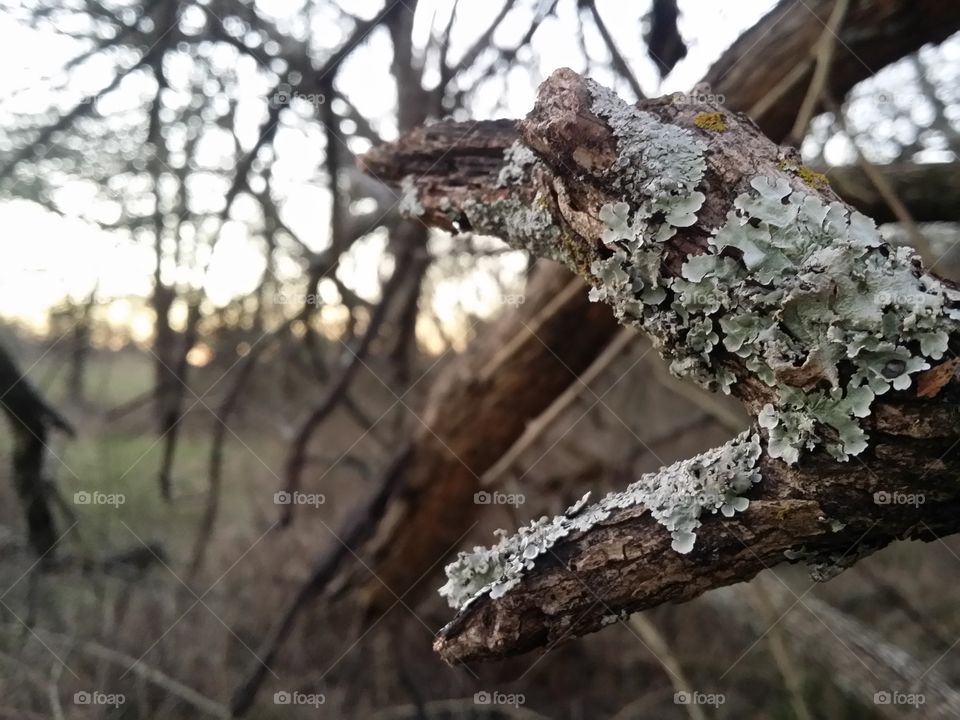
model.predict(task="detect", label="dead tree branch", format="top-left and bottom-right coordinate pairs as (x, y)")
top-left (365, 69), bottom-right (960, 664)
top-left (0, 343), bottom-right (74, 557)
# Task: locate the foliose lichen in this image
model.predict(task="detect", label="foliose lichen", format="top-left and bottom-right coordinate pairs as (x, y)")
top-left (399, 175), bottom-right (425, 217)
top-left (497, 140), bottom-right (539, 187)
top-left (439, 432), bottom-right (762, 610)
top-left (581, 81), bottom-right (959, 463)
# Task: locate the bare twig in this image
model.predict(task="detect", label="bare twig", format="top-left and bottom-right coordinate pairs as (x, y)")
top-left (788, 0), bottom-right (850, 144)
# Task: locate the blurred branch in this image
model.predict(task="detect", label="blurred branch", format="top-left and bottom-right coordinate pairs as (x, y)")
top-left (0, 623), bottom-right (230, 718)
top-left (579, 0), bottom-right (645, 100)
top-left (717, 577), bottom-right (960, 719)
top-left (281, 231), bottom-right (415, 526)
top-left (188, 318), bottom-right (297, 578)
top-left (703, 0), bottom-right (960, 141)
top-left (643, 0), bottom-right (687, 80)
top-left (820, 161), bottom-right (960, 225)
top-left (826, 97), bottom-right (933, 261)
top-left (230, 446), bottom-right (413, 717)
top-left (0, 343), bottom-right (73, 557)
top-left (439, 0), bottom-right (518, 94)
top-left (787, 0), bottom-right (849, 145)
top-left (628, 613), bottom-right (706, 720)
top-left (482, 327), bottom-right (635, 486)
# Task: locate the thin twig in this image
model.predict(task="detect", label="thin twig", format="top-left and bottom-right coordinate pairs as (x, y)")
top-left (628, 614), bottom-right (707, 720)
top-left (483, 327), bottom-right (635, 485)
top-left (788, 0), bottom-right (850, 144)
top-left (0, 623), bottom-right (229, 718)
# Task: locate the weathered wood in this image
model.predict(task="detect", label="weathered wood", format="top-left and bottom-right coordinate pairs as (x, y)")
top-left (365, 69), bottom-right (960, 665)
top-left (350, 0), bottom-right (958, 627)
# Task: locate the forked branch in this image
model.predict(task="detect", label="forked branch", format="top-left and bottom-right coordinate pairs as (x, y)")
top-left (362, 69), bottom-right (960, 665)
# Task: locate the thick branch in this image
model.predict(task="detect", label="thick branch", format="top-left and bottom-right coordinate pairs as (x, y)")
top-left (365, 69), bottom-right (960, 664)
top-left (433, 426), bottom-right (960, 663)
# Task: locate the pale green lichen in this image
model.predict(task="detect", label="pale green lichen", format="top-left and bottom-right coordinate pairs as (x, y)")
top-left (439, 432), bottom-right (762, 609)
top-left (399, 175), bottom-right (424, 216)
top-left (497, 141), bottom-right (538, 187)
top-left (462, 196), bottom-right (568, 265)
top-left (589, 79), bottom-right (707, 247)
top-left (589, 166), bottom-right (959, 464)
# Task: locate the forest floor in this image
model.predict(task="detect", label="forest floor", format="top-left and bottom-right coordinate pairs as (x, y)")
top-left (0, 340), bottom-right (958, 719)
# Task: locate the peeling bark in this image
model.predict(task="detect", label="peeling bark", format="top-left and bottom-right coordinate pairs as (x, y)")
top-left (364, 69), bottom-right (960, 665)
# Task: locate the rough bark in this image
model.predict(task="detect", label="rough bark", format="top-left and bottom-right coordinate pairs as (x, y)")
top-left (349, 0), bottom-right (955, 623)
top-left (365, 68), bottom-right (960, 664)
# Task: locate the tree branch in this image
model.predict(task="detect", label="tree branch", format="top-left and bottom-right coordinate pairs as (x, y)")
top-left (363, 68), bottom-right (960, 664)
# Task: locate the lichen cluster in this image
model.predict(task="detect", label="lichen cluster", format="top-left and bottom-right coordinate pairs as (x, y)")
top-left (584, 82), bottom-right (960, 464)
top-left (440, 432), bottom-right (762, 609)
top-left (497, 140), bottom-right (538, 188)
top-left (426, 79), bottom-right (960, 611)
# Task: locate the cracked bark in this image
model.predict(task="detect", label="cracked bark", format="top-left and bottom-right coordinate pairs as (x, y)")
top-left (349, 0), bottom-right (958, 623)
top-left (363, 68), bottom-right (960, 665)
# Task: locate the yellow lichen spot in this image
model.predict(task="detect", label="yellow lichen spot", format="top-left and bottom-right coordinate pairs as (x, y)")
top-left (797, 165), bottom-right (829, 189)
top-left (693, 111), bottom-right (727, 132)
top-left (778, 160), bottom-right (830, 189)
